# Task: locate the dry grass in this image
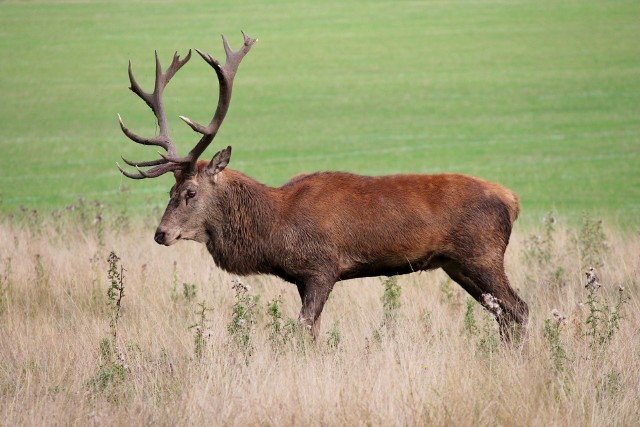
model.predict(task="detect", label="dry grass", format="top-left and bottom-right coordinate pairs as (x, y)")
top-left (1, 213), bottom-right (639, 426)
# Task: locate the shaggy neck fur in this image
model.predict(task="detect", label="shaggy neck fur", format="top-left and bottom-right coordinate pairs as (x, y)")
top-left (204, 170), bottom-right (280, 275)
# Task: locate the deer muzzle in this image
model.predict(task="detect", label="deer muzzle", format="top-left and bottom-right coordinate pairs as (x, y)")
top-left (154, 231), bottom-right (166, 245)
top-left (154, 227), bottom-right (181, 246)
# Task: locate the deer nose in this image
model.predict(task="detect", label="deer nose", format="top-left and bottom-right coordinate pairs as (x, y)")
top-left (154, 231), bottom-right (165, 245)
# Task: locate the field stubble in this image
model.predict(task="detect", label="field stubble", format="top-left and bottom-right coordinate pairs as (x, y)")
top-left (0, 208), bottom-right (639, 426)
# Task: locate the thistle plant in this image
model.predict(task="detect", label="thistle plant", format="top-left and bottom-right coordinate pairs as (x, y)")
top-left (107, 251), bottom-right (125, 345)
top-left (475, 294), bottom-right (502, 355)
top-left (189, 300), bottom-right (214, 360)
top-left (266, 295), bottom-right (289, 349)
top-left (183, 283), bottom-right (197, 302)
top-left (370, 276), bottom-right (403, 342)
top-left (523, 211), bottom-right (565, 288)
top-left (597, 369), bottom-right (623, 401)
top-left (477, 315), bottom-right (499, 357)
top-left (266, 296), bottom-right (285, 336)
top-left (325, 320), bottom-right (342, 351)
top-left (439, 278), bottom-right (461, 308)
top-left (89, 251), bottom-right (128, 394)
top-left (169, 264), bottom-right (197, 303)
top-left (583, 268), bottom-right (628, 351)
top-left (171, 261), bottom-right (179, 302)
top-left (381, 276), bottom-right (401, 329)
top-left (265, 296), bottom-right (313, 355)
top-left (524, 211), bottom-right (557, 265)
top-left (543, 309), bottom-right (569, 373)
top-left (228, 278), bottom-right (260, 364)
top-left (578, 214), bottom-right (608, 269)
top-left (463, 297), bottom-right (478, 337)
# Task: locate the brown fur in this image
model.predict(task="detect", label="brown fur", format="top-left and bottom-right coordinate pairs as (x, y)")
top-left (155, 151), bottom-right (528, 341)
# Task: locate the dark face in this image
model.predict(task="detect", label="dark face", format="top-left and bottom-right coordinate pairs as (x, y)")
top-left (153, 147), bottom-right (231, 246)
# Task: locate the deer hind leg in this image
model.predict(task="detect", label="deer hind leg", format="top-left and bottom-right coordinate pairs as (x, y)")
top-left (296, 278), bottom-right (335, 340)
top-left (442, 259), bottom-right (529, 343)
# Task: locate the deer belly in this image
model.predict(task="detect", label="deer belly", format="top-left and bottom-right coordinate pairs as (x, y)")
top-left (338, 251), bottom-right (446, 280)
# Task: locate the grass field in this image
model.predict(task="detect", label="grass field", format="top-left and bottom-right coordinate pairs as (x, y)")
top-left (0, 0), bottom-right (639, 225)
top-left (1, 209), bottom-right (639, 425)
top-left (1, 1), bottom-right (639, 425)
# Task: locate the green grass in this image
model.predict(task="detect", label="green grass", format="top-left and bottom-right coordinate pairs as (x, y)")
top-left (1, 0), bottom-right (639, 226)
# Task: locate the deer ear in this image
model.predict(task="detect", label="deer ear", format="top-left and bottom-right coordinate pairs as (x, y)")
top-left (206, 146), bottom-right (232, 176)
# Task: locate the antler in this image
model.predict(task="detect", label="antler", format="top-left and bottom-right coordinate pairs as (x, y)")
top-left (117, 50), bottom-right (191, 179)
top-left (117, 31), bottom-right (256, 179)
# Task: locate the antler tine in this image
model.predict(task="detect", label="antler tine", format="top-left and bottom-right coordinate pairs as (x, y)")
top-left (118, 114), bottom-right (171, 151)
top-left (127, 60), bottom-right (152, 108)
top-left (120, 155), bottom-right (167, 168)
top-left (117, 160), bottom-right (183, 180)
top-left (165, 50), bottom-right (192, 83)
top-left (117, 33), bottom-right (255, 179)
top-left (222, 31), bottom-right (256, 78)
top-left (118, 49), bottom-right (192, 179)
top-left (153, 50), bottom-right (193, 145)
top-left (117, 165), bottom-right (154, 180)
top-left (222, 34), bottom-right (234, 61)
top-left (164, 32), bottom-right (256, 171)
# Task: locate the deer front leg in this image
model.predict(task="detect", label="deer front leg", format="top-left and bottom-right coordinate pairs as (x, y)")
top-left (297, 277), bottom-right (335, 340)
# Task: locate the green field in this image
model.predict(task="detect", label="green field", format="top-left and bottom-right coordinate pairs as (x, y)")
top-left (1, 0), bottom-right (639, 226)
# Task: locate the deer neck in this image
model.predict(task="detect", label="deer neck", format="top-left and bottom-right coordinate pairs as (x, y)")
top-left (204, 170), bottom-right (280, 275)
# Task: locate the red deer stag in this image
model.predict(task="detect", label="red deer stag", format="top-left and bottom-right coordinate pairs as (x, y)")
top-left (117, 32), bottom-right (529, 341)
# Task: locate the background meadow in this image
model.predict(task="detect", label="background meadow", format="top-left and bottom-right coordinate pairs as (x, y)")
top-left (1, 0), bottom-right (639, 224)
top-left (1, 0), bottom-right (639, 425)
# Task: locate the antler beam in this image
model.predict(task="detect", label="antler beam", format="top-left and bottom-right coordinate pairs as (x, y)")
top-left (117, 32), bottom-right (256, 179)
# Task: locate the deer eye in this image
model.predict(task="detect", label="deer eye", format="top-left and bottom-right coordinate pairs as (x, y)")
top-left (186, 189), bottom-right (196, 199)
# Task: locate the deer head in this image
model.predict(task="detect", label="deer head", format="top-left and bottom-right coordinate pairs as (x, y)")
top-left (117, 32), bottom-right (256, 245)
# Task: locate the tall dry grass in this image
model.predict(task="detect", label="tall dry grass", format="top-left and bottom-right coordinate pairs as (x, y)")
top-left (0, 209), bottom-right (638, 426)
